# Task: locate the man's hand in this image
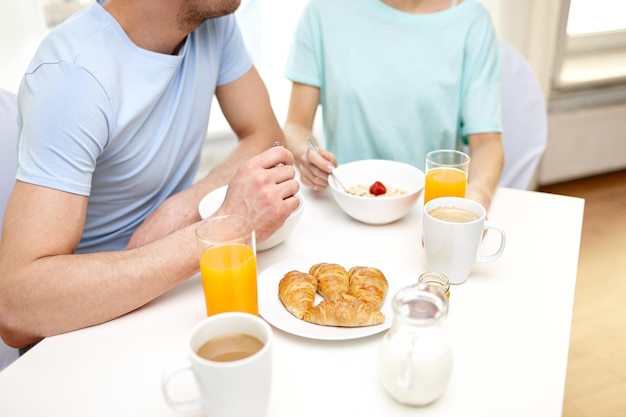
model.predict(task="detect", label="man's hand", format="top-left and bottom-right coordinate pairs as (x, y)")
top-left (217, 146), bottom-right (300, 243)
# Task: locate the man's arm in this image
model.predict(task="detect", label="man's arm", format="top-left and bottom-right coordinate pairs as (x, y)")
top-left (127, 66), bottom-right (284, 248)
top-left (0, 181), bottom-right (199, 348)
top-left (201, 66), bottom-right (285, 188)
top-left (0, 147), bottom-right (298, 349)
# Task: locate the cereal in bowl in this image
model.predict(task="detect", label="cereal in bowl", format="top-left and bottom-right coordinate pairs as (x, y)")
top-left (346, 181), bottom-right (407, 198)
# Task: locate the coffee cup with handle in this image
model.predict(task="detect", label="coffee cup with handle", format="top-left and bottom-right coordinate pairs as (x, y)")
top-left (161, 312), bottom-right (272, 417)
top-left (423, 196), bottom-right (506, 285)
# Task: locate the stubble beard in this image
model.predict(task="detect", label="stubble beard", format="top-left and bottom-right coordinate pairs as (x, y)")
top-left (176, 0), bottom-right (242, 32)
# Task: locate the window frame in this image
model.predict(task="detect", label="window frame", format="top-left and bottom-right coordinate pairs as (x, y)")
top-left (552, 0), bottom-right (626, 92)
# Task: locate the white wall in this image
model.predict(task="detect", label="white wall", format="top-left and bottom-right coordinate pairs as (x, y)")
top-left (0, 0), bottom-right (47, 93)
top-left (207, 0), bottom-right (308, 134)
top-left (239, 0), bottom-right (309, 123)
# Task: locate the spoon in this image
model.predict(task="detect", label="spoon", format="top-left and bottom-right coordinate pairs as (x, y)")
top-left (306, 138), bottom-right (348, 192)
top-left (272, 141), bottom-right (285, 167)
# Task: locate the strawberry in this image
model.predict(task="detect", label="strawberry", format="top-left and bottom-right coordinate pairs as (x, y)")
top-left (369, 181), bottom-right (387, 196)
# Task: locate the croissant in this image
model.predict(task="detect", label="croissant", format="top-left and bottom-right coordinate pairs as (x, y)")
top-left (348, 266), bottom-right (388, 309)
top-left (308, 263), bottom-right (350, 301)
top-left (278, 270), bottom-right (317, 319)
top-left (302, 292), bottom-right (385, 327)
top-left (278, 263), bottom-right (387, 327)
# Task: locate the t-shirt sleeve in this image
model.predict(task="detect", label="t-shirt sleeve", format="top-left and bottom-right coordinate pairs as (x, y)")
top-left (215, 14), bottom-right (254, 86)
top-left (16, 62), bottom-right (112, 196)
top-left (284, 1), bottom-right (323, 88)
top-left (459, 12), bottom-right (502, 137)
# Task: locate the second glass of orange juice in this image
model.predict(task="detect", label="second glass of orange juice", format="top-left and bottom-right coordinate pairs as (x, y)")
top-left (196, 215), bottom-right (258, 316)
top-left (424, 150), bottom-right (470, 204)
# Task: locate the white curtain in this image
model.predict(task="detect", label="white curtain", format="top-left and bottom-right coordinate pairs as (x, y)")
top-left (481, 0), bottom-right (564, 100)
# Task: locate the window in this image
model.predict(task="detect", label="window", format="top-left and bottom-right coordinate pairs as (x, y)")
top-left (553, 0), bottom-right (626, 91)
top-left (567, 0), bottom-right (626, 35)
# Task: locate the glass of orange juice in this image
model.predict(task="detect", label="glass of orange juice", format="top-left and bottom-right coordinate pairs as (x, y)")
top-left (195, 215), bottom-right (258, 316)
top-left (424, 149), bottom-right (470, 205)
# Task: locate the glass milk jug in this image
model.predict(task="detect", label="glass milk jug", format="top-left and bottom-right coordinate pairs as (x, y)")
top-left (379, 283), bottom-right (453, 406)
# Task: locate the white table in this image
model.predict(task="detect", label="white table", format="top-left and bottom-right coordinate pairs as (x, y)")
top-left (0, 187), bottom-right (584, 417)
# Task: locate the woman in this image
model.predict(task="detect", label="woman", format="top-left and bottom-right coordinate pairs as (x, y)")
top-left (283, 0), bottom-right (503, 210)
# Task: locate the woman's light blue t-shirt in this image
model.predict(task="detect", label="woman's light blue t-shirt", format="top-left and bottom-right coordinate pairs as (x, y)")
top-left (16, 2), bottom-right (251, 253)
top-left (285, 0), bottom-right (501, 169)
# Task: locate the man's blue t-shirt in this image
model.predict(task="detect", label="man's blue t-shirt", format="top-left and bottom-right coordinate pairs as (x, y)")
top-left (16, 1), bottom-right (252, 253)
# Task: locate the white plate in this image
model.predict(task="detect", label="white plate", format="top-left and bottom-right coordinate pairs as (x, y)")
top-left (257, 254), bottom-right (399, 341)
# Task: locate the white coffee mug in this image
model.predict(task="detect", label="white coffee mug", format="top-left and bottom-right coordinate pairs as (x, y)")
top-left (162, 312), bottom-right (272, 417)
top-left (423, 197), bottom-right (506, 285)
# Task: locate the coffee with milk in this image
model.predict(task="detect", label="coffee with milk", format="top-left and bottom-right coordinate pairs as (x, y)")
top-left (428, 206), bottom-right (479, 223)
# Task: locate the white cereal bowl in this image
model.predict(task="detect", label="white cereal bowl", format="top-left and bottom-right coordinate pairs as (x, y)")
top-left (328, 159), bottom-right (425, 225)
top-left (198, 185), bottom-right (305, 251)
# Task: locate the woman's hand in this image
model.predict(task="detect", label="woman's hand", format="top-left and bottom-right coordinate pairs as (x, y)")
top-left (296, 146), bottom-right (337, 191)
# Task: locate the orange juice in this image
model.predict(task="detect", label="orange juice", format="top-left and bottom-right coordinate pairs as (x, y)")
top-left (199, 243), bottom-right (258, 316)
top-left (424, 167), bottom-right (467, 204)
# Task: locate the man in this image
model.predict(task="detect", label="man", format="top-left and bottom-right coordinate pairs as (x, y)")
top-left (0, 88), bottom-right (20, 369)
top-left (0, 0), bottom-right (299, 349)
